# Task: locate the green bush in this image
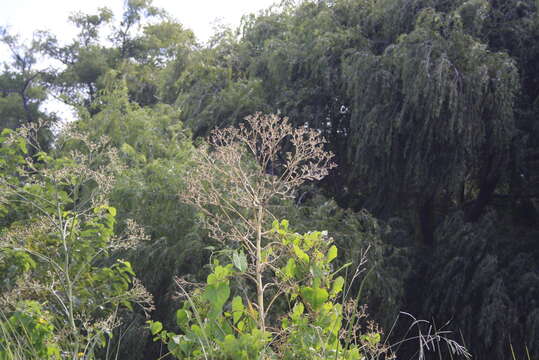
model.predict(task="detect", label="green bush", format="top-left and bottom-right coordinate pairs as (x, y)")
top-left (149, 220), bottom-right (386, 360)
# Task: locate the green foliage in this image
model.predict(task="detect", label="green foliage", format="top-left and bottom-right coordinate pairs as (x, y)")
top-left (277, 194), bottom-right (412, 330)
top-left (343, 4), bottom-right (518, 216)
top-left (1, 1), bottom-right (538, 359)
top-left (149, 262), bottom-right (268, 359)
top-left (42, 0), bottom-right (194, 108)
top-left (150, 221), bottom-right (384, 360)
top-left (170, 47), bottom-right (267, 137)
top-left (0, 301), bottom-right (60, 360)
top-left (417, 209), bottom-right (539, 360)
top-left (64, 71), bottom-right (205, 359)
top-left (0, 131), bottom-right (151, 359)
top-left (0, 30), bottom-right (56, 149)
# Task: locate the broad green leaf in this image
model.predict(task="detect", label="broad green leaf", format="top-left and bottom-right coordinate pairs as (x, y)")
top-left (327, 245), bottom-right (338, 263)
top-left (282, 258), bottom-right (296, 279)
top-left (203, 281), bottom-right (230, 318)
top-left (149, 321), bottom-right (163, 335)
top-left (237, 320), bottom-right (245, 332)
top-left (17, 137), bottom-right (27, 154)
top-left (293, 244), bottom-right (309, 263)
top-left (303, 232), bottom-right (318, 250)
top-left (300, 286), bottom-right (328, 311)
top-left (176, 309), bottom-right (190, 328)
top-left (330, 276), bottom-right (345, 298)
top-left (207, 265), bottom-right (232, 284)
top-left (231, 296), bottom-right (244, 325)
top-left (108, 206), bottom-right (117, 217)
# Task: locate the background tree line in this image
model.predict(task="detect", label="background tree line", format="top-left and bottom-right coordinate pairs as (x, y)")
top-left (0, 0), bottom-right (537, 359)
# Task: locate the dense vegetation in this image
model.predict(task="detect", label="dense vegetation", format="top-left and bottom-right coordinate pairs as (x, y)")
top-left (1, 0), bottom-right (537, 359)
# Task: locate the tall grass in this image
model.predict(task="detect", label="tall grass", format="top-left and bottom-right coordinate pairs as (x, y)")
top-left (510, 343), bottom-right (534, 360)
top-left (385, 312), bottom-right (471, 360)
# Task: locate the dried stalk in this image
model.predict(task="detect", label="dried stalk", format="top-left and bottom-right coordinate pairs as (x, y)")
top-left (181, 113), bottom-right (336, 332)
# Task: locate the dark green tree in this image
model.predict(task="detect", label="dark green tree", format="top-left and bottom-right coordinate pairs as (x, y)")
top-left (343, 5), bottom-right (518, 241)
top-left (0, 28), bottom-right (56, 150)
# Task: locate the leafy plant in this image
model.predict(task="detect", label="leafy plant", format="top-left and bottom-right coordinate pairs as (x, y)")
top-left (180, 112), bottom-right (335, 332)
top-left (0, 127), bottom-right (153, 359)
top-left (148, 114), bottom-right (390, 359)
top-left (150, 220), bottom-right (387, 360)
top-left (0, 301), bottom-right (60, 360)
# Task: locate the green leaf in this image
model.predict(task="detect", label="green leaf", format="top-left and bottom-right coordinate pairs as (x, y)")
top-left (149, 321), bottom-right (163, 335)
top-left (293, 244), bottom-right (309, 263)
top-left (303, 232), bottom-right (318, 250)
top-left (291, 302), bottom-right (304, 320)
top-left (330, 276), bottom-right (345, 298)
top-left (17, 137), bottom-right (27, 154)
top-left (176, 309), bottom-right (190, 328)
top-left (327, 245), bottom-right (338, 263)
top-left (282, 258), bottom-right (296, 279)
top-left (237, 320), bottom-right (245, 332)
top-left (231, 296), bottom-right (244, 325)
top-left (117, 260), bottom-right (135, 276)
top-left (232, 251), bottom-right (248, 272)
top-left (203, 280), bottom-right (230, 318)
top-left (108, 206), bottom-right (117, 217)
top-left (361, 333), bottom-right (381, 346)
top-left (300, 286), bottom-right (328, 311)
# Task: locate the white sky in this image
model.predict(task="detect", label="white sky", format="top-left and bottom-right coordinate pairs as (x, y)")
top-left (0, 0), bottom-right (278, 43)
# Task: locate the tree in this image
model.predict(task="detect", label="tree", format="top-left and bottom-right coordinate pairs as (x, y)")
top-left (151, 222), bottom-right (392, 360)
top-left (43, 0), bottom-right (194, 108)
top-left (181, 113), bottom-right (336, 331)
top-left (42, 7), bottom-right (114, 107)
top-left (168, 40), bottom-right (266, 137)
top-left (343, 5), bottom-right (519, 240)
top-left (149, 114), bottom-right (400, 360)
top-left (0, 28), bottom-right (56, 150)
top-left (67, 73), bottom-right (204, 359)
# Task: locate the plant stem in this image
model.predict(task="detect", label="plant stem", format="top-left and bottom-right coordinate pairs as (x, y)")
top-left (255, 204), bottom-right (265, 332)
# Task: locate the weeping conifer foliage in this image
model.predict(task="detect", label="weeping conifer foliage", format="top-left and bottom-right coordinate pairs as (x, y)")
top-left (344, 6), bottom-right (518, 218)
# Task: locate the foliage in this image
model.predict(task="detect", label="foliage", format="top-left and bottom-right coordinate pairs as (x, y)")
top-left (279, 194), bottom-right (413, 331)
top-left (0, 128), bottom-right (153, 359)
top-left (1, 0), bottom-right (538, 358)
top-left (180, 113), bottom-right (335, 332)
top-left (343, 4), bottom-right (518, 229)
top-left (150, 221), bottom-right (388, 360)
top-left (0, 301), bottom-right (60, 360)
top-left (63, 71), bottom-right (204, 359)
top-left (416, 209), bottom-right (539, 360)
top-left (0, 29), bottom-right (56, 150)
top-left (42, 0), bottom-right (195, 108)
top-left (148, 116), bottom-right (395, 359)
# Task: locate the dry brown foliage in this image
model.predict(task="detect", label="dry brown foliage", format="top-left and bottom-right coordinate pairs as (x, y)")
top-left (180, 112), bottom-right (336, 331)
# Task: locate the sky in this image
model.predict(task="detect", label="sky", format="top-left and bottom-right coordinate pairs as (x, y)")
top-left (0, 0), bottom-right (278, 43)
